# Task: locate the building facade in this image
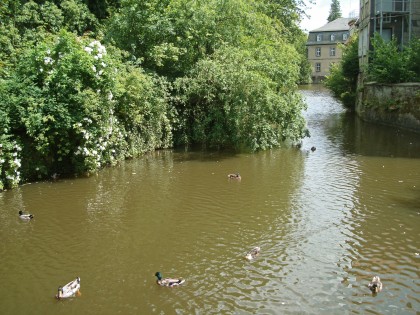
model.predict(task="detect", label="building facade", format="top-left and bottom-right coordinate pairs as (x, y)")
top-left (306, 18), bottom-right (355, 83)
top-left (358, 0), bottom-right (420, 69)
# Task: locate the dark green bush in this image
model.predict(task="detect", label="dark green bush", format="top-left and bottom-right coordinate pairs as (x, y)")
top-left (367, 35), bottom-right (419, 83)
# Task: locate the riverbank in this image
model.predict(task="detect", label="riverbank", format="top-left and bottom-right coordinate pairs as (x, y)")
top-left (356, 82), bottom-right (420, 133)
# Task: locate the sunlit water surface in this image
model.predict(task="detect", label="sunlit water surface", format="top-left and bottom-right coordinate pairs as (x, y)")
top-left (1, 85), bottom-right (419, 314)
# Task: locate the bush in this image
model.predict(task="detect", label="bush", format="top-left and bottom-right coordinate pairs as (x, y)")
top-left (367, 34), bottom-right (418, 83)
top-left (324, 34), bottom-right (359, 110)
top-left (173, 45), bottom-right (308, 151)
top-left (0, 30), bottom-right (172, 189)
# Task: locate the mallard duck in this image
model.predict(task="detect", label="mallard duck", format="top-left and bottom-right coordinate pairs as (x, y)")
top-left (18, 210), bottom-right (34, 220)
top-left (228, 173), bottom-right (241, 180)
top-left (311, 146), bottom-right (316, 152)
top-left (368, 276), bottom-right (383, 293)
top-left (245, 246), bottom-right (261, 260)
top-left (55, 277), bottom-right (81, 299)
top-left (155, 272), bottom-right (185, 287)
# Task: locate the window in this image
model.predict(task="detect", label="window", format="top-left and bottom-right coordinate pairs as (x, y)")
top-left (330, 34), bottom-right (335, 41)
top-left (315, 63), bottom-right (321, 72)
top-left (330, 47), bottom-right (336, 56)
top-left (317, 34), bottom-right (322, 41)
top-left (343, 33), bottom-right (348, 40)
top-left (316, 47), bottom-right (321, 57)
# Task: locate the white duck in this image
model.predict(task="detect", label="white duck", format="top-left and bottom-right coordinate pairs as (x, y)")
top-left (55, 277), bottom-right (81, 299)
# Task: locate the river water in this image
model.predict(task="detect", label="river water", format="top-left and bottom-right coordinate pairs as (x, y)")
top-left (1, 85), bottom-right (419, 314)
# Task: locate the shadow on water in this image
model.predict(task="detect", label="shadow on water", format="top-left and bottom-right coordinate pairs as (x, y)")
top-left (333, 112), bottom-right (420, 158)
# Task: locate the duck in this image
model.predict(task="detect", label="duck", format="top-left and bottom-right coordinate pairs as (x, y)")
top-left (228, 173), bottom-right (241, 180)
top-left (18, 210), bottom-right (34, 220)
top-left (311, 146), bottom-right (316, 152)
top-left (155, 272), bottom-right (185, 287)
top-left (245, 246), bottom-right (261, 260)
top-left (55, 277), bottom-right (81, 299)
top-left (368, 276), bottom-right (383, 293)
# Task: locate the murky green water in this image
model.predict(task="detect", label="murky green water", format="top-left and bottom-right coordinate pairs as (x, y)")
top-left (1, 85), bottom-right (419, 314)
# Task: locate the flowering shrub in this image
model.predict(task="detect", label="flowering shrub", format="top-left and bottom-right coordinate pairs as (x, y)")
top-left (0, 30), bottom-right (172, 189)
top-left (0, 138), bottom-right (22, 189)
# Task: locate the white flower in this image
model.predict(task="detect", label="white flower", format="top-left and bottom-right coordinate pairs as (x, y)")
top-left (97, 45), bottom-right (106, 54)
top-left (14, 159), bottom-right (21, 167)
top-left (98, 70), bottom-right (103, 76)
top-left (47, 49), bottom-right (51, 55)
top-left (92, 65), bottom-right (96, 72)
top-left (36, 167), bottom-right (40, 171)
top-left (101, 62), bottom-right (107, 67)
top-left (108, 92), bottom-right (113, 101)
top-left (44, 56), bottom-right (53, 65)
top-left (40, 68), bottom-right (43, 72)
top-left (94, 55), bottom-right (99, 60)
top-left (97, 53), bottom-right (103, 59)
top-left (84, 46), bottom-right (93, 54)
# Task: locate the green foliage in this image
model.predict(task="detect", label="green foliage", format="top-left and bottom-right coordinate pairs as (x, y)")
top-left (0, 0), bottom-right (99, 78)
top-left (324, 33), bottom-right (359, 110)
top-left (295, 33), bottom-right (312, 84)
top-left (82, 0), bottom-right (121, 20)
top-left (0, 30), bottom-right (172, 189)
top-left (1, 0), bottom-right (311, 189)
top-left (107, 0), bottom-right (309, 149)
top-left (405, 38), bottom-right (420, 82)
top-left (173, 45), bottom-right (308, 150)
top-left (327, 0), bottom-right (342, 22)
top-left (367, 34), bottom-right (418, 83)
top-left (107, 0), bottom-right (309, 78)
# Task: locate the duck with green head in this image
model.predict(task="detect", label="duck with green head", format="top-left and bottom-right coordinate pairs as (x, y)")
top-left (19, 210), bottom-right (34, 220)
top-left (155, 272), bottom-right (185, 287)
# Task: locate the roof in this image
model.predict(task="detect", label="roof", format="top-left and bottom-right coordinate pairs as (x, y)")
top-left (309, 18), bottom-right (355, 33)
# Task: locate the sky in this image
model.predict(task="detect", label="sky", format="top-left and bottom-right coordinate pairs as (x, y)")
top-left (299, 0), bottom-right (360, 32)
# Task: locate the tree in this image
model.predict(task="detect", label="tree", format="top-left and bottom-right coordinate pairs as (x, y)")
top-left (327, 0), bottom-right (342, 22)
top-left (107, 0), bottom-right (310, 150)
top-left (324, 33), bottom-right (359, 110)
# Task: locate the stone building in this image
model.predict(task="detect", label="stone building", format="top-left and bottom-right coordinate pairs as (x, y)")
top-left (306, 17), bottom-right (355, 83)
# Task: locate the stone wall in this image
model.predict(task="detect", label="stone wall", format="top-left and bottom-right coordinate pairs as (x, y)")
top-left (356, 82), bottom-right (420, 133)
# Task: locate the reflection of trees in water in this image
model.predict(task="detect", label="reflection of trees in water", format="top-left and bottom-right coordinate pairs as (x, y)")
top-left (85, 149), bottom-right (176, 221)
top-left (326, 112), bottom-right (420, 158)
